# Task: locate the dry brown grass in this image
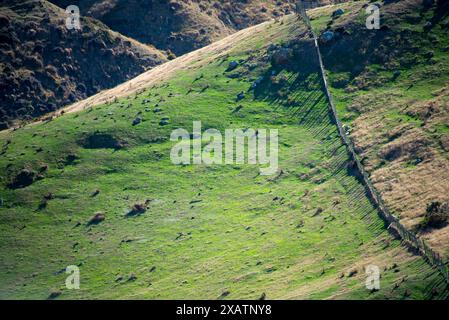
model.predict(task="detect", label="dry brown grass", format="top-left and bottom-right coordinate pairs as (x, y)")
top-left (350, 89), bottom-right (449, 256)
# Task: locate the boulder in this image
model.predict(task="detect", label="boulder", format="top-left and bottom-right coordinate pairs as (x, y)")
top-left (236, 91), bottom-right (245, 101)
top-left (332, 9), bottom-right (344, 18)
top-left (159, 117), bottom-right (169, 126)
top-left (127, 273), bottom-right (137, 282)
top-left (127, 202), bottom-right (149, 217)
top-left (320, 31), bottom-right (335, 43)
top-left (226, 61), bottom-right (238, 72)
top-left (87, 212), bottom-right (105, 225)
top-left (132, 117), bottom-right (142, 126)
top-left (48, 290), bottom-right (62, 299)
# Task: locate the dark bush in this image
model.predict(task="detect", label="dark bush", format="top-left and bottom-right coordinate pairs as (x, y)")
top-left (7, 169), bottom-right (36, 189)
top-left (81, 133), bottom-right (126, 149)
top-left (0, 122), bottom-right (9, 130)
top-left (421, 202), bottom-right (449, 229)
top-left (166, 49), bottom-right (176, 60)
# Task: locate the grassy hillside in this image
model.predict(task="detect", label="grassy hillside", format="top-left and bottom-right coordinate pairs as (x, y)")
top-left (0, 4), bottom-right (447, 299)
top-left (312, 0), bottom-right (449, 256)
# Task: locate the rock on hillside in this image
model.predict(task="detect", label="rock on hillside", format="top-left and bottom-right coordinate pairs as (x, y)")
top-left (0, 0), bottom-right (166, 128)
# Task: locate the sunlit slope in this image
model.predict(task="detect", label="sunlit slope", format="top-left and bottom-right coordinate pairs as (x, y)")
top-left (312, 0), bottom-right (449, 255)
top-left (0, 13), bottom-right (447, 299)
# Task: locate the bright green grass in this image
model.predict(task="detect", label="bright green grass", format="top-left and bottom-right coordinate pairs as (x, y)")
top-left (0, 14), bottom-right (447, 300)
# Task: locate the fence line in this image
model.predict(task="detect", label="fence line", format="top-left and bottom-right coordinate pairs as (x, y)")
top-left (297, 4), bottom-right (449, 283)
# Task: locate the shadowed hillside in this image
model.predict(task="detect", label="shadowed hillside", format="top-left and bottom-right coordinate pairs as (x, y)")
top-left (0, 0), bottom-right (166, 128)
top-left (49, 0), bottom-right (349, 56)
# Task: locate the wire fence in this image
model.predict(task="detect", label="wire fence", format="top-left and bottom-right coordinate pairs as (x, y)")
top-left (297, 3), bottom-right (449, 283)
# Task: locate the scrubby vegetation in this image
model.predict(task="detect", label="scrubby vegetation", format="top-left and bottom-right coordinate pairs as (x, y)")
top-left (421, 202), bottom-right (449, 230)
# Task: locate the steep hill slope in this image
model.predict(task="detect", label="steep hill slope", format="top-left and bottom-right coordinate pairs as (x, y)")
top-left (311, 0), bottom-right (449, 256)
top-left (0, 0), bottom-right (166, 128)
top-left (0, 3), bottom-right (447, 299)
top-left (49, 0), bottom-right (346, 56)
top-left (49, 0), bottom-right (298, 56)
